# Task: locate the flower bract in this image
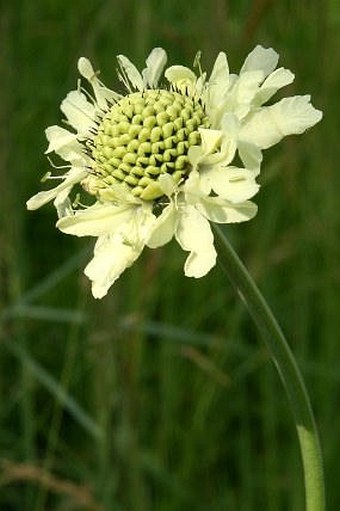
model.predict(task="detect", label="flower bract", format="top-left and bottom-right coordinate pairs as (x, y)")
top-left (27, 46), bottom-right (322, 298)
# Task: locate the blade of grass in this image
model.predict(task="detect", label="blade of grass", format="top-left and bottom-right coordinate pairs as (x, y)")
top-left (2, 337), bottom-right (103, 441)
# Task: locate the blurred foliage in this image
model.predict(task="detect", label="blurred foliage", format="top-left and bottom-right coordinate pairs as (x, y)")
top-left (0, 0), bottom-right (339, 510)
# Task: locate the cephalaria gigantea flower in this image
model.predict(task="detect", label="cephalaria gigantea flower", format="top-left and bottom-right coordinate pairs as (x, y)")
top-left (27, 46), bottom-right (322, 298)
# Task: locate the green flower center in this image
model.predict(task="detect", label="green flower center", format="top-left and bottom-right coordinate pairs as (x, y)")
top-left (88, 89), bottom-right (209, 201)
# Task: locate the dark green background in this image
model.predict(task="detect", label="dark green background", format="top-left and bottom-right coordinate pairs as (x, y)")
top-left (1, 1), bottom-right (339, 510)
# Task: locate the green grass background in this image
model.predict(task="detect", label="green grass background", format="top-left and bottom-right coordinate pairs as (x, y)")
top-left (1, 0), bottom-right (339, 509)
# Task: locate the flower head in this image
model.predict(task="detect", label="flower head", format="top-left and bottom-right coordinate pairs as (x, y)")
top-left (27, 46), bottom-right (322, 298)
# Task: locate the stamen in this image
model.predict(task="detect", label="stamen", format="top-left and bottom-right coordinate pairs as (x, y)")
top-left (193, 51), bottom-right (203, 76)
top-left (46, 156), bottom-right (72, 170)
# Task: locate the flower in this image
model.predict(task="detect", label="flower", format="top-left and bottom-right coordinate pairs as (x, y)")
top-left (27, 46), bottom-right (322, 298)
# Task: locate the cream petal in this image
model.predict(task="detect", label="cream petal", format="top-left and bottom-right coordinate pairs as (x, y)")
top-left (196, 197), bottom-right (258, 224)
top-left (257, 67), bottom-right (295, 104)
top-left (205, 53), bottom-right (230, 125)
top-left (189, 128), bottom-right (235, 169)
top-left (77, 57), bottom-right (120, 109)
top-left (220, 112), bottom-right (240, 134)
top-left (240, 95), bottom-right (323, 149)
top-left (199, 128), bottom-right (223, 156)
top-left (188, 145), bottom-right (204, 170)
top-left (199, 146), bottom-right (235, 168)
top-left (165, 65), bottom-right (197, 91)
top-left (231, 70), bottom-right (265, 118)
top-left (207, 52), bottom-right (230, 109)
top-left (90, 180), bottom-right (139, 204)
top-left (209, 52), bottom-right (229, 86)
top-left (240, 45), bottom-right (279, 77)
top-left (147, 202), bottom-right (176, 248)
top-left (84, 233), bottom-right (142, 299)
top-left (117, 54), bottom-right (144, 91)
top-left (184, 169), bottom-right (211, 199)
top-left (158, 173), bottom-right (177, 197)
top-left (142, 47), bottom-right (167, 88)
top-left (53, 146), bottom-right (86, 165)
top-left (84, 207), bottom-right (155, 298)
top-left (77, 57), bottom-right (95, 81)
top-left (205, 135), bottom-right (237, 167)
top-left (183, 247), bottom-right (217, 278)
top-left (26, 187), bottom-right (64, 211)
top-left (56, 203), bottom-right (133, 237)
top-left (175, 206), bottom-right (216, 278)
top-left (53, 191), bottom-right (73, 219)
top-left (207, 166), bottom-right (260, 202)
top-left (60, 90), bottom-right (96, 135)
top-left (26, 167), bottom-right (87, 210)
top-left (237, 140), bottom-right (263, 174)
top-left (45, 125), bottom-right (86, 163)
top-left (219, 115), bottom-right (261, 172)
top-left (195, 73), bottom-right (206, 96)
top-left (209, 114), bottom-right (239, 164)
top-left (136, 205), bottom-right (158, 239)
top-left (45, 126), bottom-right (78, 153)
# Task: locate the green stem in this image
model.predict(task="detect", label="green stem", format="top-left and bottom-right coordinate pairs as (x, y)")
top-left (213, 226), bottom-right (325, 511)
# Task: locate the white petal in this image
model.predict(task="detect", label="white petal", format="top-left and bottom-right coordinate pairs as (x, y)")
top-left (195, 72), bottom-right (207, 96)
top-left (209, 52), bottom-right (229, 87)
top-left (77, 57), bottom-right (120, 108)
top-left (26, 167), bottom-right (87, 210)
top-left (207, 52), bottom-right (230, 112)
top-left (199, 128), bottom-right (223, 155)
top-left (165, 65), bottom-right (197, 91)
top-left (53, 192), bottom-right (73, 219)
top-left (142, 47), bottom-right (167, 88)
top-left (211, 114), bottom-right (239, 164)
top-left (240, 45), bottom-right (279, 77)
top-left (237, 140), bottom-right (263, 174)
top-left (60, 90), bottom-right (96, 135)
top-left (207, 166), bottom-right (260, 202)
top-left (188, 128), bottom-right (235, 169)
top-left (45, 126), bottom-right (78, 153)
top-left (240, 95), bottom-right (323, 149)
top-left (147, 202), bottom-right (176, 248)
top-left (84, 233), bottom-right (142, 299)
top-left (27, 189), bottom-right (60, 211)
top-left (183, 246), bottom-right (217, 278)
top-left (131, 205), bottom-right (156, 242)
top-left (256, 67), bottom-right (295, 104)
top-left (77, 57), bottom-right (95, 81)
top-left (56, 203), bottom-right (133, 237)
top-left (231, 70), bottom-right (265, 118)
top-left (175, 205), bottom-right (216, 278)
top-left (117, 54), bottom-right (144, 91)
top-left (196, 196), bottom-right (258, 224)
top-left (45, 125), bottom-right (86, 164)
top-left (84, 207), bottom-right (155, 298)
top-left (220, 112), bottom-right (240, 135)
top-left (187, 146), bottom-right (202, 169)
top-left (158, 173), bottom-right (177, 197)
top-left (184, 169), bottom-right (210, 198)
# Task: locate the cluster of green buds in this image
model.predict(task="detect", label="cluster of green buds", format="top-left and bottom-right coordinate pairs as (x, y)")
top-left (87, 89), bottom-right (209, 201)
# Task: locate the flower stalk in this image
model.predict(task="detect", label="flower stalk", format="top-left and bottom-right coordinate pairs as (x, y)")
top-left (214, 225), bottom-right (325, 511)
